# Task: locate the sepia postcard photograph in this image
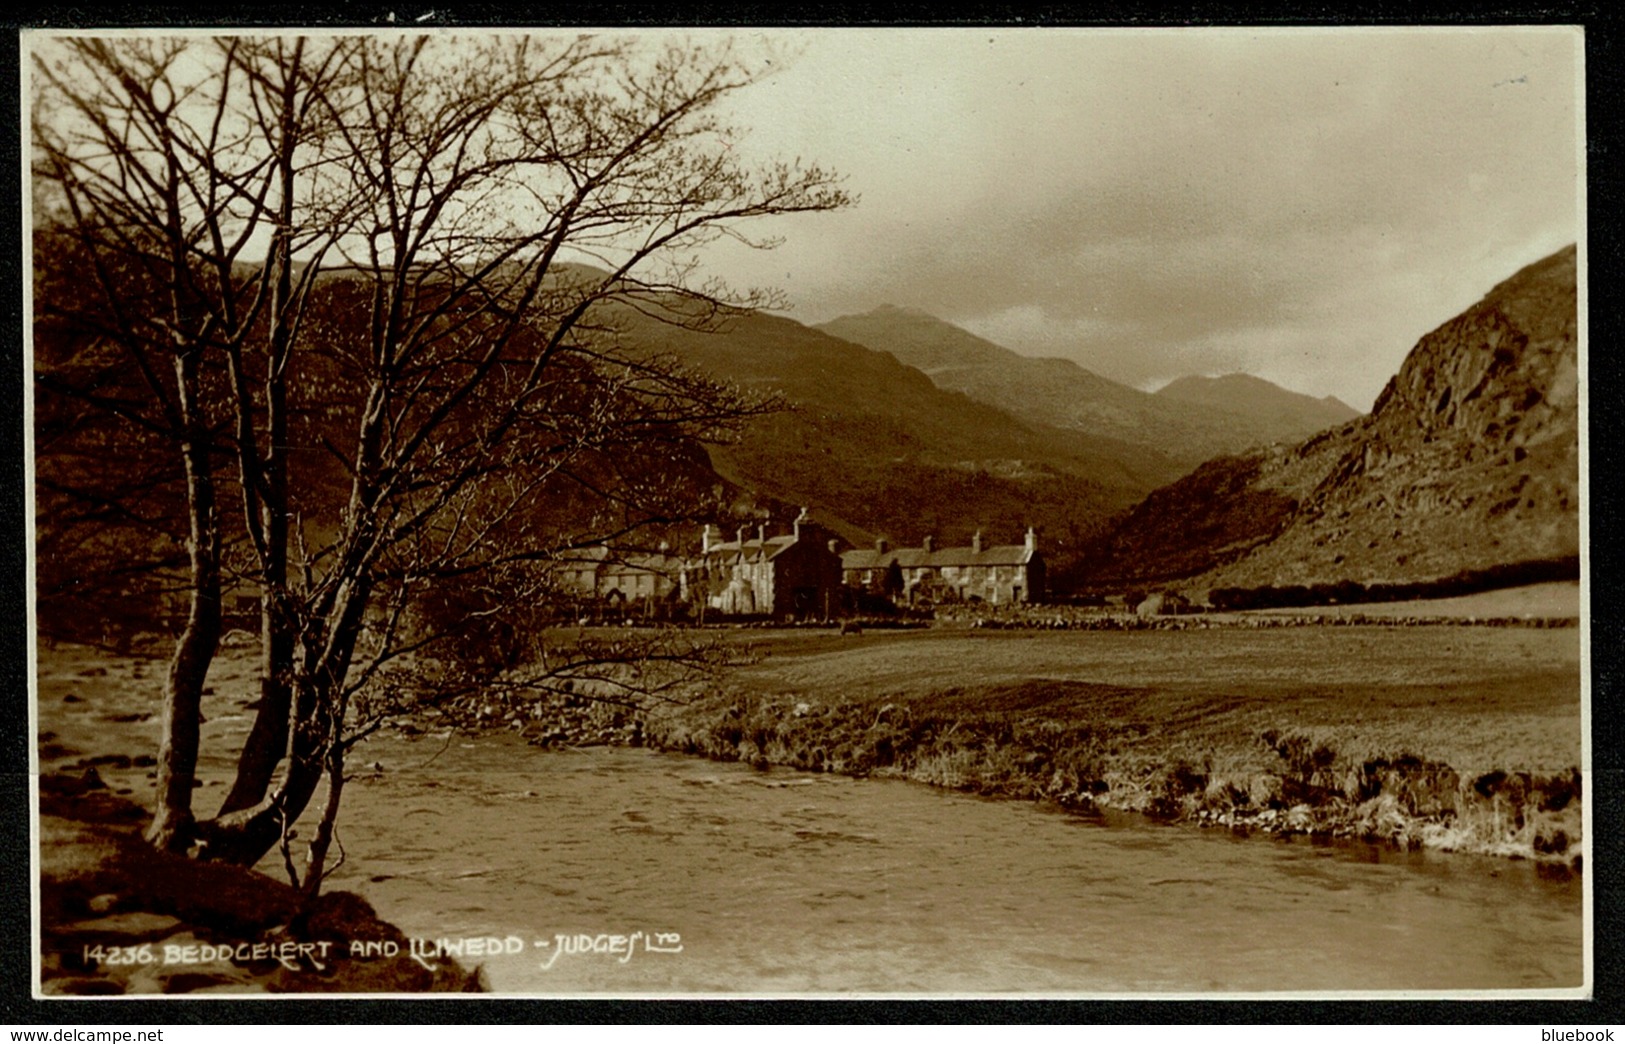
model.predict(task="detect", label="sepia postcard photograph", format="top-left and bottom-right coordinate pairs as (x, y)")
top-left (24, 23), bottom-right (1588, 1000)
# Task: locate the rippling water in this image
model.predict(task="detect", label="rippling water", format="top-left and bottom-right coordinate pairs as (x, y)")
top-left (285, 731), bottom-right (1583, 996)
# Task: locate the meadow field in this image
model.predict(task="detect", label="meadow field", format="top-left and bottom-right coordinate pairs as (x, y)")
top-left (705, 622), bottom-right (1582, 774)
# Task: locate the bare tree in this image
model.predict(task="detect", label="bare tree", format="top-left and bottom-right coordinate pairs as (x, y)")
top-left (31, 31), bottom-right (849, 870)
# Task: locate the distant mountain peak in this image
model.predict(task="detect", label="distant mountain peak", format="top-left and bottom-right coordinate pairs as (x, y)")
top-left (856, 303), bottom-right (937, 319)
top-left (1160, 372), bottom-right (1309, 396)
top-left (818, 307), bottom-right (1025, 372)
top-left (1154, 372), bottom-right (1362, 431)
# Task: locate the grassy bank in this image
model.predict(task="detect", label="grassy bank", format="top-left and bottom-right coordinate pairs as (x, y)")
top-left (620, 625), bottom-right (1583, 865)
top-left (943, 580), bottom-right (1582, 631)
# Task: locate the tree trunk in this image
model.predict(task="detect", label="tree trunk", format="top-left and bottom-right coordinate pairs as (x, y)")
top-left (217, 402), bottom-right (292, 816)
top-left (221, 140), bottom-right (297, 817)
top-left (196, 575), bottom-right (372, 866)
top-left (301, 708), bottom-right (349, 899)
top-left (216, 594), bottom-right (292, 815)
top-left (146, 351), bottom-right (221, 853)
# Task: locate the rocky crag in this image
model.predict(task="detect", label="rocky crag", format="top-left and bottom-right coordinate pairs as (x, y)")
top-left (1085, 245), bottom-right (1580, 594)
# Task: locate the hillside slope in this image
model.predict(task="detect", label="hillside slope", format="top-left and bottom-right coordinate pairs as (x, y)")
top-left (1082, 245), bottom-right (1579, 594)
top-left (609, 306), bottom-right (1190, 567)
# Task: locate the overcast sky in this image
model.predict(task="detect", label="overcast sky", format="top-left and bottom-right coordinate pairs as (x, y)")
top-left (698, 27), bottom-right (1581, 412)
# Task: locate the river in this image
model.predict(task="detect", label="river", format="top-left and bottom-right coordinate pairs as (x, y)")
top-left (295, 729), bottom-right (1584, 996)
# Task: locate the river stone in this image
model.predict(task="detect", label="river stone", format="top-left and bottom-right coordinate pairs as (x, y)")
top-left (126, 955), bottom-right (261, 996)
top-left (48, 975), bottom-right (126, 996)
top-left (182, 979), bottom-right (266, 995)
top-left (56, 912), bottom-right (185, 942)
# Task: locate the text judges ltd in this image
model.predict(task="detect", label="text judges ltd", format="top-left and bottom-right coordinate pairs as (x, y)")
top-left (409, 931), bottom-right (684, 970)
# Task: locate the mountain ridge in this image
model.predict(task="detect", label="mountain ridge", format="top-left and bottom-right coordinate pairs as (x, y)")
top-left (816, 308), bottom-right (1365, 463)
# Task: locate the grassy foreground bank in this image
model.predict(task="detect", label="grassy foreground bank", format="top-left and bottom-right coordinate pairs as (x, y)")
top-left (611, 623), bottom-right (1582, 865)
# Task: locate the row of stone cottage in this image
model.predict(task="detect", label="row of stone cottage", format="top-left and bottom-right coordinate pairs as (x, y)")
top-left (555, 508), bottom-right (1046, 618)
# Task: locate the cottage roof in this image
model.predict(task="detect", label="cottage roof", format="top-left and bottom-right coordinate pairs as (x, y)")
top-left (843, 544), bottom-right (1035, 570)
top-left (556, 545), bottom-right (612, 568)
top-left (556, 545), bottom-right (691, 578)
top-left (699, 534), bottom-right (798, 562)
top-left (601, 552), bottom-right (684, 578)
top-left (840, 548), bottom-right (896, 571)
top-left (935, 545), bottom-right (1034, 568)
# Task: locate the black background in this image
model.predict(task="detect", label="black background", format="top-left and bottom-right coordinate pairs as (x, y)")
top-left (3, 3), bottom-right (1620, 1026)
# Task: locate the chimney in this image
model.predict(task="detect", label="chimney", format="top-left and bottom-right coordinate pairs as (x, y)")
top-left (736, 526), bottom-right (746, 548)
top-left (828, 539), bottom-right (841, 555)
top-left (972, 531), bottom-right (983, 554)
top-left (702, 524), bottom-right (716, 554)
top-left (922, 535), bottom-right (934, 553)
top-left (756, 524), bottom-right (766, 545)
top-left (876, 538), bottom-right (889, 554)
top-left (794, 506), bottom-right (811, 540)
top-left (1025, 526), bottom-right (1037, 553)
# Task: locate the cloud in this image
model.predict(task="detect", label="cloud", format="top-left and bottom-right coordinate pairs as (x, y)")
top-left (700, 27), bottom-right (1580, 410)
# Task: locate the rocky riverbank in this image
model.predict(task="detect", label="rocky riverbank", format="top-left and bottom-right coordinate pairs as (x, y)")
top-left (648, 695), bottom-right (1581, 866)
top-left (37, 772), bottom-right (484, 996)
top-left (958, 611), bottom-right (1577, 631)
top-left (457, 671), bottom-right (1582, 870)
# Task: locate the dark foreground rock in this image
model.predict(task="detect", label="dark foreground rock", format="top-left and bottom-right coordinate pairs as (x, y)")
top-left (38, 781), bottom-right (484, 996)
